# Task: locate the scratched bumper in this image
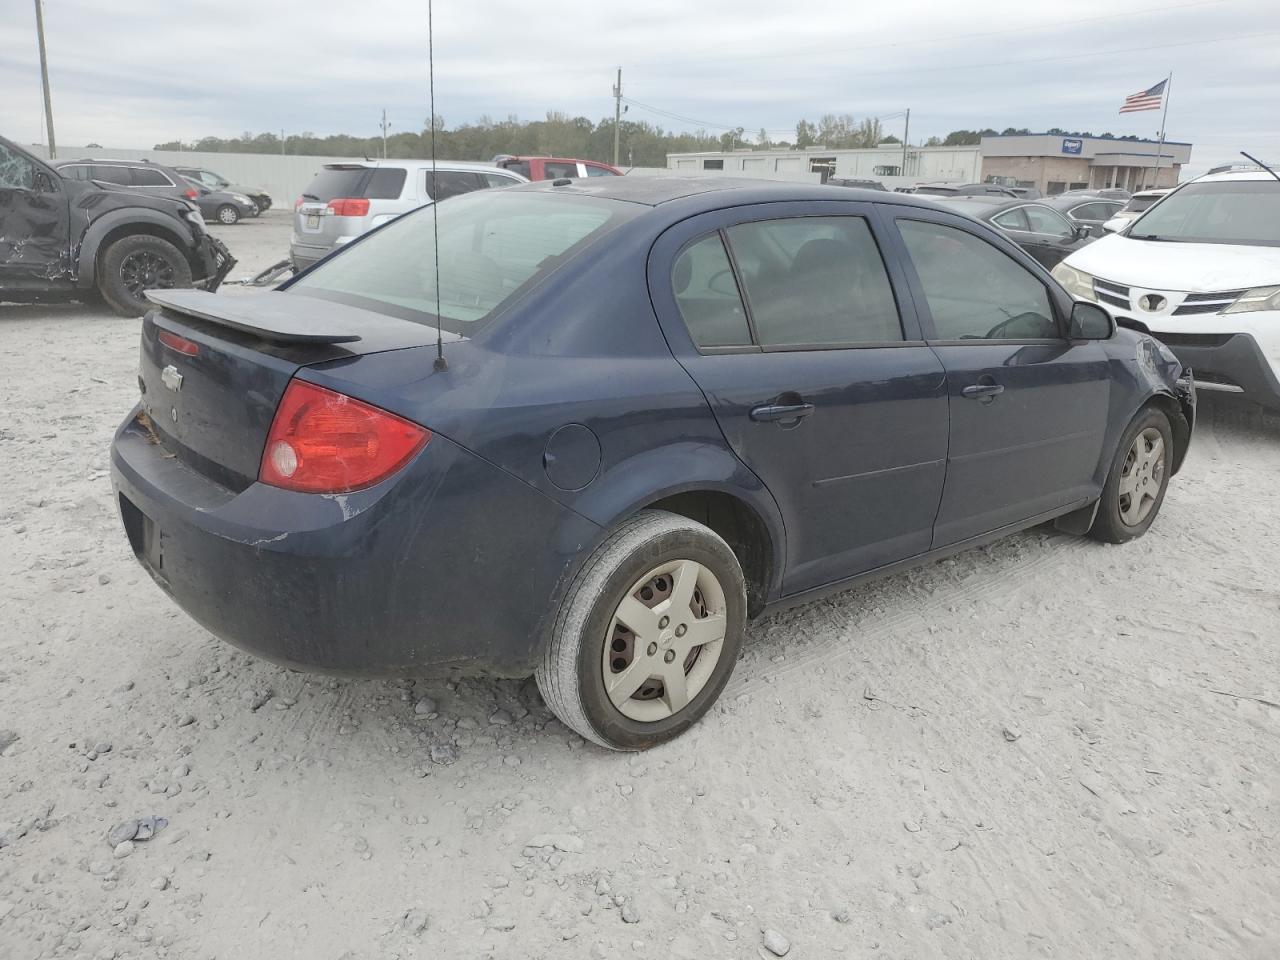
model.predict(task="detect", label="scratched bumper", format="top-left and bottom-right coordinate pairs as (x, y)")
top-left (109, 406), bottom-right (597, 677)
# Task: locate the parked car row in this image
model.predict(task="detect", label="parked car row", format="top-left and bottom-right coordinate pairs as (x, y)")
top-left (48, 156), bottom-right (273, 226)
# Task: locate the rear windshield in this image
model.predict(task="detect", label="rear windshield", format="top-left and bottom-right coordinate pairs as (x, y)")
top-left (301, 166), bottom-right (406, 202)
top-left (1125, 194), bottom-right (1162, 213)
top-left (1128, 181), bottom-right (1280, 246)
top-left (287, 191), bottom-right (637, 333)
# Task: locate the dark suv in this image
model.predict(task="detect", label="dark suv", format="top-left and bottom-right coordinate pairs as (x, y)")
top-left (0, 137), bottom-right (235, 316)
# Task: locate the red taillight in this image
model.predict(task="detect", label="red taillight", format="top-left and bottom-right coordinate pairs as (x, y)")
top-left (294, 196), bottom-right (305, 209)
top-left (327, 197), bottom-right (370, 217)
top-left (184, 187), bottom-right (198, 199)
top-left (158, 330), bottom-right (199, 356)
top-left (259, 380), bottom-right (429, 494)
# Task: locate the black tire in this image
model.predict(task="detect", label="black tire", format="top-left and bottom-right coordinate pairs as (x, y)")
top-left (1089, 406), bottom-right (1174, 544)
top-left (216, 204), bottom-right (240, 225)
top-left (536, 510), bottom-right (747, 751)
top-left (97, 234), bottom-right (193, 317)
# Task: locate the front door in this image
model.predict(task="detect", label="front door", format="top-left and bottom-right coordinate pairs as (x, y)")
top-left (649, 201), bottom-right (949, 595)
top-left (0, 140), bottom-right (69, 286)
top-left (888, 210), bottom-right (1111, 546)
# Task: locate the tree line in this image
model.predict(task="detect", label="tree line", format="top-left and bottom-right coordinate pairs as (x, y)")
top-left (154, 114), bottom-right (1145, 164)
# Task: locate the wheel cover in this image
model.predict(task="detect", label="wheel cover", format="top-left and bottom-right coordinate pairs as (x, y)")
top-left (218, 207), bottom-right (237, 223)
top-left (1118, 426), bottom-right (1165, 526)
top-left (602, 559), bottom-right (727, 723)
top-left (119, 251), bottom-right (176, 296)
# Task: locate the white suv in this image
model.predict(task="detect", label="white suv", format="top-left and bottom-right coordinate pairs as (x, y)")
top-left (290, 160), bottom-right (527, 272)
top-left (1052, 167), bottom-right (1280, 410)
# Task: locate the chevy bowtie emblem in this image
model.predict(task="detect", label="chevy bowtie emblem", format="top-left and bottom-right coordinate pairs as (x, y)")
top-left (1139, 294), bottom-right (1167, 312)
top-left (161, 365), bottom-right (184, 391)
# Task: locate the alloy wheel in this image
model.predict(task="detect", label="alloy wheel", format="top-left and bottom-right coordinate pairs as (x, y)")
top-left (602, 559), bottom-right (727, 722)
top-left (119, 251), bottom-right (176, 296)
top-left (1118, 426), bottom-right (1165, 526)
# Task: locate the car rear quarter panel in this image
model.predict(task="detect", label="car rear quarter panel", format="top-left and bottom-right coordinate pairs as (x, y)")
top-left (301, 220), bottom-right (789, 600)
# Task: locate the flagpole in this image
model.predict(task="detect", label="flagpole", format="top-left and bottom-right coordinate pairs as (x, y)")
top-left (1149, 71), bottom-right (1172, 189)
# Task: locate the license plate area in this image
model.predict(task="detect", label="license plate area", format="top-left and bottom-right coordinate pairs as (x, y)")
top-left (306, 214), bottom-right (320, 228)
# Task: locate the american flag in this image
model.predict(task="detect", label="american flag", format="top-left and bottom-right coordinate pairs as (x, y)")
top-left (1120, 79), bottom-right (1167, 113)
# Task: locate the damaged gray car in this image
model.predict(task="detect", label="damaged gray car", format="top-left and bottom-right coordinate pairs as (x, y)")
top-left (0, 136), bottom-right (234, 316)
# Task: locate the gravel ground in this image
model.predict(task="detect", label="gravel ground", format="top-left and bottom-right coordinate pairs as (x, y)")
top-left (1, 213), bottom-right (1278, 959)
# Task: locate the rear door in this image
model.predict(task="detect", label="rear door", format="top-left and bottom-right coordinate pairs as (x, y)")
top-left (885, 208), bottom-right (1110, 546)
top-left (649, 200), bottom-right (949, 595)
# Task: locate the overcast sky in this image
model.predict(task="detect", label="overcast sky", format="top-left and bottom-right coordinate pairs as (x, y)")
top-left (2, 0), bottom-right (1277, 174)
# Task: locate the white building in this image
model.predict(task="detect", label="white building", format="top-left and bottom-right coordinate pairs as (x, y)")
top-left (666, 144), bottom-right (982, 190)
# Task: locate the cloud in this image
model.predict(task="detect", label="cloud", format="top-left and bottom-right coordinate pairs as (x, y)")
top-left (2, 0), bottom-right (1277, 173)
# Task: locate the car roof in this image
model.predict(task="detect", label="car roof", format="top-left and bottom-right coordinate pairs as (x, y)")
top-left (52, 157), bottom-right (169, 167)
top-left (928, 195), bottom-right (1024, 214)
top-left (1039, 194), bottom-right (1119, 209)
top-left (320, 159), bottom-right (517, 173)
top-left (506, 175), bottom-right (951, 210)
top-left (1191, 169), bottom-right (1279, 184)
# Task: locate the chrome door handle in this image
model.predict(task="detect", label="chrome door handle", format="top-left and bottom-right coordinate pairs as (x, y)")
top-left (961, 383), bottom-right (1005, 400)
top-left (750, 402), bottom-right (815, 423)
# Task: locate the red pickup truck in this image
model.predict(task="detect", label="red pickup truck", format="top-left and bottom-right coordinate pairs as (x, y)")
top-left (494, 156), bottom-right (623, 180)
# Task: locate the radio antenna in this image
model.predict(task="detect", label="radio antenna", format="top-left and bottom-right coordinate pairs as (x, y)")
top-left (428, 0), bottom-right (447, 371)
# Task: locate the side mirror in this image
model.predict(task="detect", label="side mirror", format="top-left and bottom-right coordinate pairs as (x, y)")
top-left (1074, 224), bottom-right (1092, 241)
top-left (1101, 218), bottom-right (1122, 234)
top-left (1069, 301), bottom-right (1115, 340)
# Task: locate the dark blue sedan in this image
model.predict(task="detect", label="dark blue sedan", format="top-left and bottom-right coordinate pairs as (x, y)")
top-left (110, 177), bottom-right (1195, 750)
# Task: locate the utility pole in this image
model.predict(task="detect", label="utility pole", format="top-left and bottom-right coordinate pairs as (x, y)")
top-left (33, 0), bottom-right (56, 158)
top-left (612, 67), bottom-right (622, 168)
top-left (281, 129), bottom-right (286, 155)
top-left (380, 109), bottom-right (390, 159)
top-left (901, 108), bottom-right (910, 179)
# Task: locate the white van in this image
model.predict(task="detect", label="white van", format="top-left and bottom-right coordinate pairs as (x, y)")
top-left (1052, 167), bottom-right (1280, 409)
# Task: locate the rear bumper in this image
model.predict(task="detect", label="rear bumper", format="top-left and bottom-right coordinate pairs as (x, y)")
top-left (110, 407), bottom-right (599, 677)
top-left (1149, 331), bottom-right (1280, 410)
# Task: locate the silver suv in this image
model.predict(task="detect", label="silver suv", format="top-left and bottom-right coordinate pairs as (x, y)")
top-left (290, 160), bottom-right (527, 271)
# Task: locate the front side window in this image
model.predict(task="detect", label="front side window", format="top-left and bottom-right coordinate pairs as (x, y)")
top-left (1024, 205), bottom-right (1073, 238)
top-left (584, 164), bottom-right (618, 177)
top-left (725, 217), bottom-right (902, 346)
top-left (1128, 181), bottom-right (1280, 247)
top-left (0, 143), bottom-right (36, 190)
top-left (482, 172), bottom-right (520, 189)
top-left (898, 219), bottom-right (1057, 341)
top-left (672, 234), bottom-right (752, 348)
top-left (289, 191), bottom-right (634, 333)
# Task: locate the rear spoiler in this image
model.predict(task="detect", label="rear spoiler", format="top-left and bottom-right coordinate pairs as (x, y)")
top-left (144, 289), bottom-right (466, 352)
top-left (146, 289), bottom-right (361, 344)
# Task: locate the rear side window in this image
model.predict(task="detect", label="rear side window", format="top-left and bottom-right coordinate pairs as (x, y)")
top-left (426, 170), bottom-right (482, 200)
top-left (502, 160), bottom-right (531, 179)
top-left (289, 192), bottom-right (635, 333)
top-left (725, 217), bottom-right (902, 346)
top-left (992, 208), bottom-right (1030, 231)
top-left (365, 168), bottom-right (406, 199)
top-left (543, 161), bottom-right (578, 179)
top-left (482, 173), bottom-right (519, 188)
top-left (131, 167), bottom-right (171, 186)
top-left (672, 235), bottom-right (752, 348)
top-left (90, 165), bottom-right (132, 185)
top-left (898, 219), bottom-right (1057, 340)
top-left (585, 164), bottom-right (618, 177)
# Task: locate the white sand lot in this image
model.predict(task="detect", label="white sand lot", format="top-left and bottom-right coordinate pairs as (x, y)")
top-left (1, 212), bottom-right (1278, 959)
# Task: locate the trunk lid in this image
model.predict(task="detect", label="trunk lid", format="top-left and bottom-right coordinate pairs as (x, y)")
top-left (138, 289), bottom-right (459, 491)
